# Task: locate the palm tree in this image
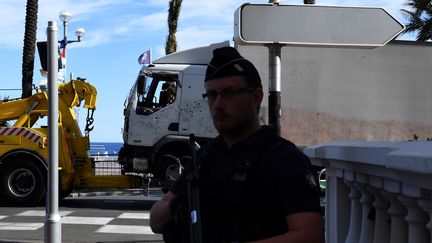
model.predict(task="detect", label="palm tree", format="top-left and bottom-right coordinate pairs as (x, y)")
top-left (304, 0), bottom-right (315, 4)
top-left (21, 0), bottom-right (39, 98)
top-left (401, 0), bottom-right (432, 41)
top-left (165, 0), bottom-right (182, 55)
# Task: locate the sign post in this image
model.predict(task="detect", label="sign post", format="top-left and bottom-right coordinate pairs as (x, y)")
top-left (267, 44), bottom-right (282, 134)
top-left (234, 3), bottom-right (405, 134)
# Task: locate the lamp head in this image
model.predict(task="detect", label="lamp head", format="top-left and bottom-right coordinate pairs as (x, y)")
top-left (59, 10), bottom-right (72, 23)
top-left (75, 27), bottom-right (85, 41)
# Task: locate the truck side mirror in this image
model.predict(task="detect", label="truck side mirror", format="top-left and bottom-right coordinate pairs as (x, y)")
top-left (137, 75), bottom-right (146, 95)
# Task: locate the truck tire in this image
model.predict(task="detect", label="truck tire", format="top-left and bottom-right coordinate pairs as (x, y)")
top-left (154, 154), bottom-right (182, 182)
top-left (0, 159), bottom-right (46, 206)
top-left (60, 186), bottom-right (73, 200)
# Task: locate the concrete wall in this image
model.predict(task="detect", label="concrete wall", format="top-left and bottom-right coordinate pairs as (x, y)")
top-left (238, 41), bottom-right (432, 145)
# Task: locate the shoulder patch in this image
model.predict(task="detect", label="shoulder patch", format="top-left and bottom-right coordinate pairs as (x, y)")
top-left (305, 171), bottom-right (318, 189)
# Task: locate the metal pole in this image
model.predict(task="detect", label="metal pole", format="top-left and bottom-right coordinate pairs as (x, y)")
top-left (267, 44), bottom-right (282, 135)
top-left (44, 20), bottom-right (61, 243)
top-left (63, 21), bottom-right (67, 40)
top-left (61, 20), bottom-right (67, 82)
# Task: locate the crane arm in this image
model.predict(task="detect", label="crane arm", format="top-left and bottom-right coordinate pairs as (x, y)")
top-left (0, 92), bottom-right (47, 124)
top-left (58, 78), bottom-right (97, 110)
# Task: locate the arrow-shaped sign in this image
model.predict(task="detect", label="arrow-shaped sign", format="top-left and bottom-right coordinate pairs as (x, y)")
top-left (234, 4), bottom-right (405, 47)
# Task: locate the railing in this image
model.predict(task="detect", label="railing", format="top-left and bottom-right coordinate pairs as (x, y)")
top-left (89, 144), bottom-right (122, 175)
top-left (304, 141), bottom-right (432, 243)
top-left (90, 153), bottom-right (122, 175)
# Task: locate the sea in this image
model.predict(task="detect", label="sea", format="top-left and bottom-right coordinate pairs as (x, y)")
top-left (89, 142), bottom-right (123, 156)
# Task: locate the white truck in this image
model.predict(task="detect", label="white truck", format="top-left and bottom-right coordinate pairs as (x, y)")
top-left (119, 42), bottom-right (230, 181)
top-left (119, 40), bottom-right (432, 182)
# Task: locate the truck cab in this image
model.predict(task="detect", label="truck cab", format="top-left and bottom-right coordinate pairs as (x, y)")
top-left (119, 42), bottom-right (230, 181)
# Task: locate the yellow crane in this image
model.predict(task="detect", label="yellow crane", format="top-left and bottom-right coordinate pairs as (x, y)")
top-left (0, 79), bottom-right (140, 206)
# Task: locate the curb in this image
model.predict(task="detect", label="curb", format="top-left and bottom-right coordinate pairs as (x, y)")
top-left (69, 188), bottom-right (163, 198)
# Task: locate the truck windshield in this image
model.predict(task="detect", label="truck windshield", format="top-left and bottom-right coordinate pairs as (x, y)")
top-left (136, 73), bottom-right (178, 115)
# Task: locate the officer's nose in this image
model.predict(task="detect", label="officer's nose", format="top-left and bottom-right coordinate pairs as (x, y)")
top-left (212, 93), bottom-right (226, 109)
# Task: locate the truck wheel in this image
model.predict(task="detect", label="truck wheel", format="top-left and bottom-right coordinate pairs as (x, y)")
top-left (60, 187), bottom-right (73, 200)
top-left (0, 159), bottom-right (46, 206)
top-left (154, 154), bottom-right (182, 182)
top-left (179, 155), bottom-right (192, 168)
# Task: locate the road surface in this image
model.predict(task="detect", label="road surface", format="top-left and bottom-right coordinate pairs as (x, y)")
top-left (0, 189), bottom-right (164, 243)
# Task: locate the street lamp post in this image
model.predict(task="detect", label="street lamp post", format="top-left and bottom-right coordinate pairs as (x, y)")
top-left (58, 10), bottom-right (85, 81)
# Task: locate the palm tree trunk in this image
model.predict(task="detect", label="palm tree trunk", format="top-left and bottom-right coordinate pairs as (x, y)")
top-left (165, 0), bottom-right (182, 55)
top-left (21, 0), bottom-right (39, 98)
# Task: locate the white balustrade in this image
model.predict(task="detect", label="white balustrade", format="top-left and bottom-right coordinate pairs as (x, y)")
top-left (398, 195), bottom-right (429, 243)
top-left (382, 190), bottom-right (406, 243)
top-left (326, 168), bottom-right (351, 243)
top-left (305, 141), bottom-right (432, 243)
top-left (344, 180), bottom-right (362, 243)
top-left (368, 179), bottom-right (390, 243)
top-left (418, 197), bottom-right (432, 242)
top-left (356, 181), bottom-right (375, 243)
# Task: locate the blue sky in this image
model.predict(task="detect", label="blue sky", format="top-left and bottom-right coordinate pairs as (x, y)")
top-left (0, 0), bottom-right (414, 142)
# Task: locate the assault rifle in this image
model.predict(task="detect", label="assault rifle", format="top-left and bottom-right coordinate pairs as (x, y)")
top-left (187, 134), bottom-right (203, 243)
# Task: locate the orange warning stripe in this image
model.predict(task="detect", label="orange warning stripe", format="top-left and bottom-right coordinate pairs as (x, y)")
top-left (0, 127), bottom-right (43, 145)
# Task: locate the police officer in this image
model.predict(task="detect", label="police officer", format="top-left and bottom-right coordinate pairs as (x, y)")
top-left (150, 47), bottom-right (324, 243)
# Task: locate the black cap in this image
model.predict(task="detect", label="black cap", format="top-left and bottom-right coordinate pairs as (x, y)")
top-left (205, 47), bottom-right (261, 88)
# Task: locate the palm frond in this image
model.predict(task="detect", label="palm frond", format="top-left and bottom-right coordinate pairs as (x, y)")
top-left (401, 0), bottom-right (432, 40)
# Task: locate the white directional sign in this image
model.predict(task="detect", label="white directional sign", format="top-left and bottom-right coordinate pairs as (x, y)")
top-left (234, 4), bottom-right (405, 47)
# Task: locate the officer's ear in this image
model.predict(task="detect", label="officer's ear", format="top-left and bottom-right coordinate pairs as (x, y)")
top-left (252, 88), bottom-right (263, 108)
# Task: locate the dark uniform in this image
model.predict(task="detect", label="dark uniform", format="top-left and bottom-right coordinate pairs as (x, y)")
top-left (169, 126), bottom-right (322, 243)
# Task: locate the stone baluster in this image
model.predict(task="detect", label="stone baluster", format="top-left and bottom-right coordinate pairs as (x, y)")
top-left (417, 196), bottom-right (432, 243)
top-left (398, 195), bottom-right (429, 243)
top-left (383, 179), bottom-right (407, 243)
top-left (326, 168), bottom-right (350, 243)
top-left (355, 180), bottom-right (375, 243)
top-left (382, 191), bottom-right (407, 243)
top-left (368, 176), bottom-right (390, 243)
top-left (344, 180), bottom-right (362, 243)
